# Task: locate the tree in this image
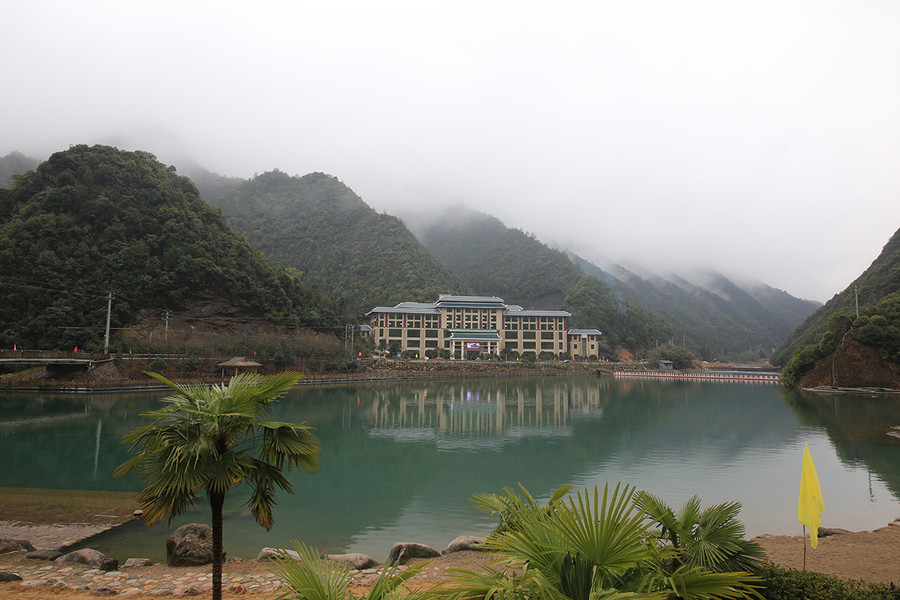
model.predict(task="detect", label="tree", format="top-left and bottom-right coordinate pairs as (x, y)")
top-left (115, 371), bottom-right (320, 600)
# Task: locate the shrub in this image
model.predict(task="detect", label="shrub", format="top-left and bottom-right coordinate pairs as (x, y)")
top-left (149, 357), bottom-right (168, 373)
top-left (758, 564), bottom-right (899, 600)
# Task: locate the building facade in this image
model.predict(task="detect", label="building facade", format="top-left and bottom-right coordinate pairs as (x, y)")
top-left (366, 295), bottom-right (602, 359)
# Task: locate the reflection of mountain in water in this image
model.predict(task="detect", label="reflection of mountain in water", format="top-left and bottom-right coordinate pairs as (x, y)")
top-left (783, 389), bottom-right (900, 499)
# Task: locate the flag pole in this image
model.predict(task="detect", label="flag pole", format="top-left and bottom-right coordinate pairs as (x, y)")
top-left (802, 525), bottom-right (807, 571)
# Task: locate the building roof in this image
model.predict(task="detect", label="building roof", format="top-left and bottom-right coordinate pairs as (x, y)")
top-left (568, 329), bottom-right (602, 336)
top-left (365, 296), bottom-right (570, 318)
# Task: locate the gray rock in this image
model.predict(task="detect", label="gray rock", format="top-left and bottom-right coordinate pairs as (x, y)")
top-left (818, 527), bottom-right (853, 537)
top-left (0, 539), bottom-right (35, 554)
top-left (326, 553), bottom-right (379, 570)
top-left (256, 547), bottom-right (300, 561)
top-left (123, 558), bottom-right (153, 567)
top-left (26, 549), bottom-right (63, 560)
top-left (386, 542), bottom-right (441, 565)
top-left (166, 523), bottom-right (223, 567)
top-left (444, 536), bottom-right (486, 554)
top-left (0, 571), bottom-right (24, 582)
top-left (55, 548), bottom-right (118, 571)
top-left (91, 586), bottom-right (119, 595)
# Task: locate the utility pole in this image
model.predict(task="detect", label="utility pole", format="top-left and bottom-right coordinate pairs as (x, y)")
top-left (103, 291), bottom-right (113, 354)
top-left (164, 310), bottom-right (171, 342)
top-left (855, 284), bottom-right (859, 318)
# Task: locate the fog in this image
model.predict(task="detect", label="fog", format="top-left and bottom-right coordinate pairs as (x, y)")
top-left (3, 1), bottom-right (899, 303)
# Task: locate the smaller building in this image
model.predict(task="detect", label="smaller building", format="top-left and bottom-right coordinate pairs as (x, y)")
top-left (568, 329), bottom-right (603, 359)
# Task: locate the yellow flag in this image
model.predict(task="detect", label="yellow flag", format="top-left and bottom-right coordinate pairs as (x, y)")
top-left (798, 444), bottom-right (825, 548)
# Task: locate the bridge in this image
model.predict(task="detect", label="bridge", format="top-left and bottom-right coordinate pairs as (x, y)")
top-left (0, 350), bottom-right (113, 374)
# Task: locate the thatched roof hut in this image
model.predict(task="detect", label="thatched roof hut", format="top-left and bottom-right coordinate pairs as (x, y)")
top-left (217, 356), bottom-right (262, 376)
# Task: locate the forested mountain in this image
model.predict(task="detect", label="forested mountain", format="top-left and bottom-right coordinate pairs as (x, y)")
top-left (406, 207), bottom-right (672, 353)
top-left (573, 257), bottom-right (819, 361)
top-left (0, 145), bottom-right (340, 350)
top-left (204, 170), bottom-right (472, 315)
top-left (773, 227), bottom-right (900, 366)
top-left (0, 151), bottom-right (40, 189)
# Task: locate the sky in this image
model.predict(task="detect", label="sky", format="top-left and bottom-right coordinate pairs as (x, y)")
top-left (3, 1), bottom-right (900, 303)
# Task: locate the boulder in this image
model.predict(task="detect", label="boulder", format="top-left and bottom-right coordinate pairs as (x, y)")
top-left (818, 527), bottom-right (853, 537)
top-left (55, 548), bottom-right (118, 571)
top-left (444, 536), bottom-right (486, 554)
top-left (0, 571), bottom-right (24, 582)
top-left (26, 549), bottom-right (63, 560)
top-left (326, 553), bottom-right (379, 570)
top-left (256, 547), bottom-right (300, 562)
top-left (167, 523), bottom-right (222, 567)
top-left (386, 542), bottom-right (441, 565)
top-left (0, 539), bottom-right (35, 554)
top-left (123, 558), bottom-right (153, 567)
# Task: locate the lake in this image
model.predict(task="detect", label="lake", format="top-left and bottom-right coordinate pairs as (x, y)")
top-left (2, 374), bottom-right (899, 563)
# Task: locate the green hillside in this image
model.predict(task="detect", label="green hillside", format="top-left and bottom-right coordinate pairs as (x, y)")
top-left (772, 227), bottom-right (900, 366)
top-left (0, 145), bottom-right (340, 350)
top-left (410, 207), bottom-right (671, 353)
top-left (0, 151), bottom-right (40, 189)
top-left (206, 170), bottom-right (472, 315)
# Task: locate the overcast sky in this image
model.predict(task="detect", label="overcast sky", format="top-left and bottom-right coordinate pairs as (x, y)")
top-left (3, 1), bottom-right (899, 303)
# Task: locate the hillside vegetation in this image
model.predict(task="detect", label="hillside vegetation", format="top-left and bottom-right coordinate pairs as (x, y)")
top-left (0, 145), bottom-right (340, 351)
top-left (773, 227), bottom-right (900, 366)
top-left (206, 170), bottom-right (472, 315)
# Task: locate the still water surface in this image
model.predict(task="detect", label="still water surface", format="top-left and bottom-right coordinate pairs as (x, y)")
top-left (2, 375), bottom-right (900, 562)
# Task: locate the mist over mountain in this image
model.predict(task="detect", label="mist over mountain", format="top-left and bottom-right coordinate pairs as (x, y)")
top-left (773, 226), bottom-right (900, 366)
top-left (403, 204), bottom-right (819, 361)
top-left (0, 151), bottom-right (40, 189)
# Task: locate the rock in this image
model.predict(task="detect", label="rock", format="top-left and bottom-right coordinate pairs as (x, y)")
top-left (0, 539), bottom-right (35, 554)
top-left (256, 547), bottom-right (300, 561)
top-left (444, 536), bottom-right (486, 554)
top-left (123, 558), bottom-right (153, 567)
top-left (26, 549), bottom-right (63, 560)
top-left (386, 542), bottom-right (441, 565)
top-left (56, 548), bottom-right (118, 571)
top-left (326, 553), bottom-right (379, 570)
top-left (166, 523), bottom-right (222, 567)
top-left (818, 527), bottom-right (853, 537)
top-left (91, 586), bottom-right (119, 596)
top-left (0, 571), bottom-right (24, 582)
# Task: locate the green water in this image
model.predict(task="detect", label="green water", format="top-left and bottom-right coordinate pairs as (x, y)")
top-left (2, 375), bottom-right (899, 563)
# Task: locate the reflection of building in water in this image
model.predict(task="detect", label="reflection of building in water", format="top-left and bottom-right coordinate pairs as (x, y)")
top-left (366, 381), bottom-right (603, 449)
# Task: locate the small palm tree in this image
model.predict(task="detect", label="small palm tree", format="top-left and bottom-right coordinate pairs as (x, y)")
top-left (115, 371), bottom-right (320, 600)
top-left (442, 484), bottom-right (761, 600)
top-left (636, 492), bottom-right (764, 574)
top-left (270, 540), bottom-right (433, 600)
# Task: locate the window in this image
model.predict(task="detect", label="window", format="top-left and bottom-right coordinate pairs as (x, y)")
top-left (388, 314), bottom-right (403, 328)
top-left (540, 317), bottom-right (554, 330)
top-left (388, 329), bottom-right (402, 337)
top-left (505, 341), bottom-right (518, 349)
top-left (523, 331), bottom-right (536, 340)
top-left (541, 341), bottom-right (554, 350)
top-left (541, 331), bottom-right (554, 339)
top-left (424, 314), bottom-right (440, 329)
top-left (407, 329), bottom-right (421, 337)
top-left (425, 340), bottom-right (438, 348)
top-left (523, 341), bottom-right (536, 349)
top-left (505, 330), bottom-right (518, 340)
top-left (425, 330), bottom-right (439, 338)
top-left (504, 316), bottom-right (518, 330)
top-left (407, 340), bottom-right (420, 347)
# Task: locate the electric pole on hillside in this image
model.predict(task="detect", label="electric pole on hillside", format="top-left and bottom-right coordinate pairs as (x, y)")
top-left (344, 324), bottom-right (355, 356)
top-left (103, 291), bottom-right (113, 354)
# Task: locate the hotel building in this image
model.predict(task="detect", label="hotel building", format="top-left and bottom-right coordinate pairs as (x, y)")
top-left (365, 295), bottom-right (602, 359)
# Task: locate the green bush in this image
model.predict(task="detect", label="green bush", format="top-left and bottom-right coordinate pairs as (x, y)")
top-left (759, 564), bottom-right (899, 600)
top-left (149, 357), bottom-right (168, 373)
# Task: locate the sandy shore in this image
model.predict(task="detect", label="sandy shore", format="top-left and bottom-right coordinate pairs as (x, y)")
top-left (3, 516), bottom-right (900, 599)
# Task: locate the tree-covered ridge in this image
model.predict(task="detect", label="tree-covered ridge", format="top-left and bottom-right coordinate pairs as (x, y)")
top-left (0, 145), bottom-right (339, 350)
top-left (575, 257), bottom-right (819, 362)
top-left (206, 170), bottom-right (472, 314)
top-left (410, 207), bottom-right (671, 352)
top-left (772, 227), bottom-right (900, 366)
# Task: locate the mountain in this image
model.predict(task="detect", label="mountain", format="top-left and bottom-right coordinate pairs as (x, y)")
top-left (573, 257), bottom-right (820, 361)
top-left (405, 206), bottom-right (672, 353)
top-left (772, 227), bottom-right (900, 366)
top-left (0, 151), bottom-right (41, 190)
top-left (0, 145), bottom-right (339, 351)
top-left (204, 170), bottom-right (472, 315)
top-left (404, 204), bottom-right (817, 360)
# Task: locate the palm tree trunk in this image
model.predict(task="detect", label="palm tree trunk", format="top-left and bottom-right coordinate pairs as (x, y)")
top-left (210, 490), bottom-right (225, 600)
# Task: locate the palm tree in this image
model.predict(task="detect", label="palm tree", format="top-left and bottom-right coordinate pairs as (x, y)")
top-left (115, 371), bottom-right (320, 600)
top-left (636, 492), bottom-right (764, 574)
top-left (442, 484), bottom-right (761, 600)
